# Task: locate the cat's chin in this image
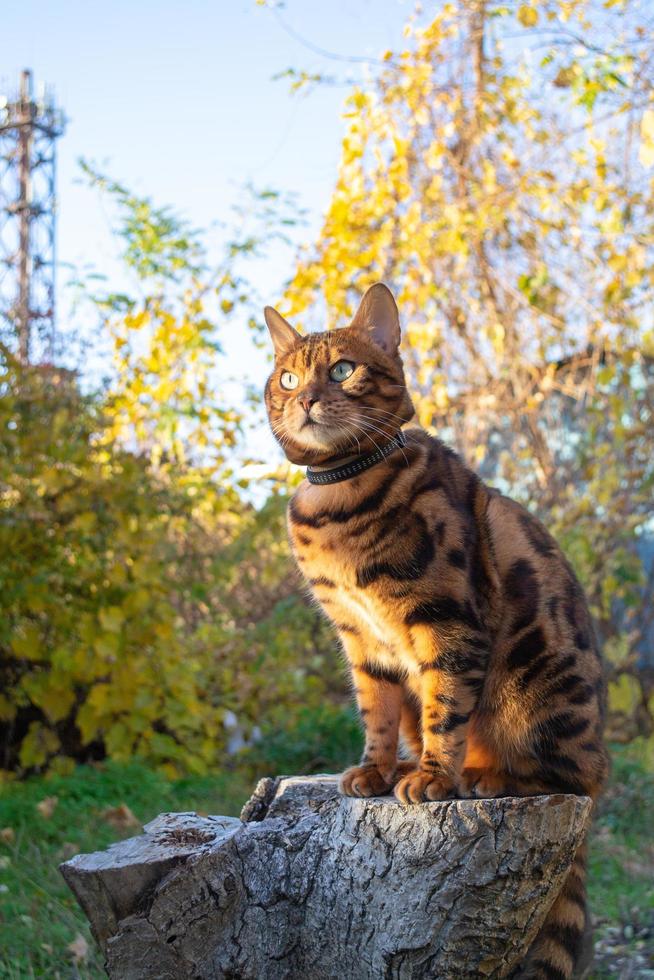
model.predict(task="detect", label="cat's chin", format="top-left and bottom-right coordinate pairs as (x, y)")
top-left (280, 433), bottom-right (353, 467)
top-left (281, 422), bottom-right (347, 461)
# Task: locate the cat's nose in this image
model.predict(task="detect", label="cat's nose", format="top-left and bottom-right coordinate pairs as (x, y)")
top-left (299, 394), bottom-right (318, 413)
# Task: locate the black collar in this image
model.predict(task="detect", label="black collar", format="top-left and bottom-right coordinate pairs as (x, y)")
top-left (306, 430), bottom-right (407, 485)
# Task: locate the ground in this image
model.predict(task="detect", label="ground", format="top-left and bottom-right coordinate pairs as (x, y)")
top-left (0, 744), bottom-right (652, 979)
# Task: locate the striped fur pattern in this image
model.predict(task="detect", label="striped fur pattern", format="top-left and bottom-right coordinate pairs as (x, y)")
top-left (264, 285), bottom-right (608, 979)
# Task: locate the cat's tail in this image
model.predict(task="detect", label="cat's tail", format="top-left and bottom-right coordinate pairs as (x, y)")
top-left (519, 838), bottom-right (593, 979)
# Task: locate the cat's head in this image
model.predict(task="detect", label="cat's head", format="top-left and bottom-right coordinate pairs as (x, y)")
top-left (263, 283), bottom-right (415, 466)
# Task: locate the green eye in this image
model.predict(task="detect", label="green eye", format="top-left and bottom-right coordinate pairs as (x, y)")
top-left (329, 360), bottom-right (355, 382)
top-left (280, 371), bottom-right (299, 390)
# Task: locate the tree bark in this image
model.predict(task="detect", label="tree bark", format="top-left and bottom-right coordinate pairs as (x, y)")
top-left (60, 775), bottom-right (592, 979)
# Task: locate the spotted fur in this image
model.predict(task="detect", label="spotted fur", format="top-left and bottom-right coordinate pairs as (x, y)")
top-left (264, 284), bottom-right (608, 979)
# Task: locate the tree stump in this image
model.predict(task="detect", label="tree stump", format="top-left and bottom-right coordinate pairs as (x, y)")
top-left (60, 775), bottom-right (592, 979)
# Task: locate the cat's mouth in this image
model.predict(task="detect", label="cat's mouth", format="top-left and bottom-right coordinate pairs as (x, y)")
top-left (297, 408), bottom-right (332, 434)
top-left (289, 416), bottom-right (346, 451)
top-left (297, 420), bottom-right (336, 439)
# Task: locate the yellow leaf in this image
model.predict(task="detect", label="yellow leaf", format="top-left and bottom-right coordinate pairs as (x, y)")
top-left (489, 321), bottom-right (505, 356)
top-left (21, 673), bottom-right (75, 723)
top-left (93, 634), bottom-right (120, 659)
top-left (39, 686), bottom-right (76, 724)
top-left (99, 606), bottom-right (125, 633)
top-left (20, 723), bottom-right (60, 768)
top-left (11, 623), bottom-right (44, 662)
top-left (71, 512), bottom-right (97, 533)
top-left (608, 674), bottom-right (640, 714)
top-left (123, 587), bottom-right (150, 615)
top-left (87, 683), bottom-right (111, 712)
top-left (124, 309), bottom-right (149, 330)
top-left (418, 403), bottom-right (433, 427)
top-left (517, 4), bottom-right (539, 27)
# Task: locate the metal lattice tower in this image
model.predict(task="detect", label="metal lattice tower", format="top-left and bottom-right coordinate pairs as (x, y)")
top-left (0, 70), bottom-right (65, 364)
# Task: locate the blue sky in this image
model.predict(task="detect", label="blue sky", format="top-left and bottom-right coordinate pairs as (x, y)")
top-left (3, 1), bottom-right (414, 358)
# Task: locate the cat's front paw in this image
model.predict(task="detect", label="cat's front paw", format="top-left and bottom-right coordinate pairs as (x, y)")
top-left (394, 769), bottom-right (455, 804)
top-left (339, 763), bottom-right (395, 798)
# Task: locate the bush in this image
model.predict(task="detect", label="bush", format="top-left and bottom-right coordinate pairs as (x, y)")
top-left (0, 357), bottom-right (347, 778)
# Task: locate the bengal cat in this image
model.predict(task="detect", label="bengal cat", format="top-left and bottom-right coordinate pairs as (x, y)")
top-left (264, 283), bottom-right (608, 980)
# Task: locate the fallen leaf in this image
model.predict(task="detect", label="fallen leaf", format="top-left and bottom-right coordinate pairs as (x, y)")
top-left (67, 933), bottom-right (89, 963)
top-left (101, 803), bottom-right (140, 830)
top-left (0, 827), bottom-right (15, 845)
top-left (36, 796), bottom-right (58, 819)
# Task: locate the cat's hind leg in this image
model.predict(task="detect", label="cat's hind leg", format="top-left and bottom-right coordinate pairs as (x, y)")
top-left (458, 726), bottom-right (510, 798)
top-left (458, 767), bottom-right (511, 798)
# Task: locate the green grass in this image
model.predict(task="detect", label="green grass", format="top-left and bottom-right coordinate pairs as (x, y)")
top-left (0, 742), bottom-right (652, 978)
top-left (590, 743), bottom-right (654, 918)
top-left (251, 704), bottom-right (363, 775)
top-left (588, 741), bottom-right (654, 977)
top-left (0, 761), bottom-right (252, 979)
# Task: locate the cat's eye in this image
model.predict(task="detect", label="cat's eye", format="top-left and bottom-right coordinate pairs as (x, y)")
top-left (329, 360), bottom-right (355, 382)
top-left (280, 371), bottom-right (299, 390)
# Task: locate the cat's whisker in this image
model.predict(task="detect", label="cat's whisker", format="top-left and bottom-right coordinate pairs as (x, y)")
top-left (357, 408), bottom-right (407, 430)
top-left (343, 415), bottom-right (410, 465)
top-left (364, 407), bottom-right (410, 425)
top-left (350, 416), bottom-right (411, 467)
top-left (270, 420), bottom-right (293, 449)
top-left (340, 419), bottom-right (362, 454)
top-left (337, 421), bottom-right (361, 456)
top-left (341, 416), bottom-right (385, 457)
top-left (357, 419), bottom-right (395, 440)
top-left (347, 414), bottom-right (395, 439)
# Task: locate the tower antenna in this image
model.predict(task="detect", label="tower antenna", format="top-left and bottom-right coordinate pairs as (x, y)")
top-left (0, 69), bottom-right (65, 364)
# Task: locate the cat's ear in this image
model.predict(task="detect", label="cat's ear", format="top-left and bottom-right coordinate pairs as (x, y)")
top-left (350, 282), bottom-right (400, 354)
top-left (350, 282), bottom-right (401, 353)
top-left (264, 306), bottom-right (301, 357)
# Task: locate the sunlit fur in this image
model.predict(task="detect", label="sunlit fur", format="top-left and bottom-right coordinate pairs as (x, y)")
top-left (264, 287), bottom-right (608, 980)
top-left (264, 326), bottom-right (415, 466)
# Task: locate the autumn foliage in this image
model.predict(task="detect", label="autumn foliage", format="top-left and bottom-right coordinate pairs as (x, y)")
top-left (1, 0), bottom-right (653, 775)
